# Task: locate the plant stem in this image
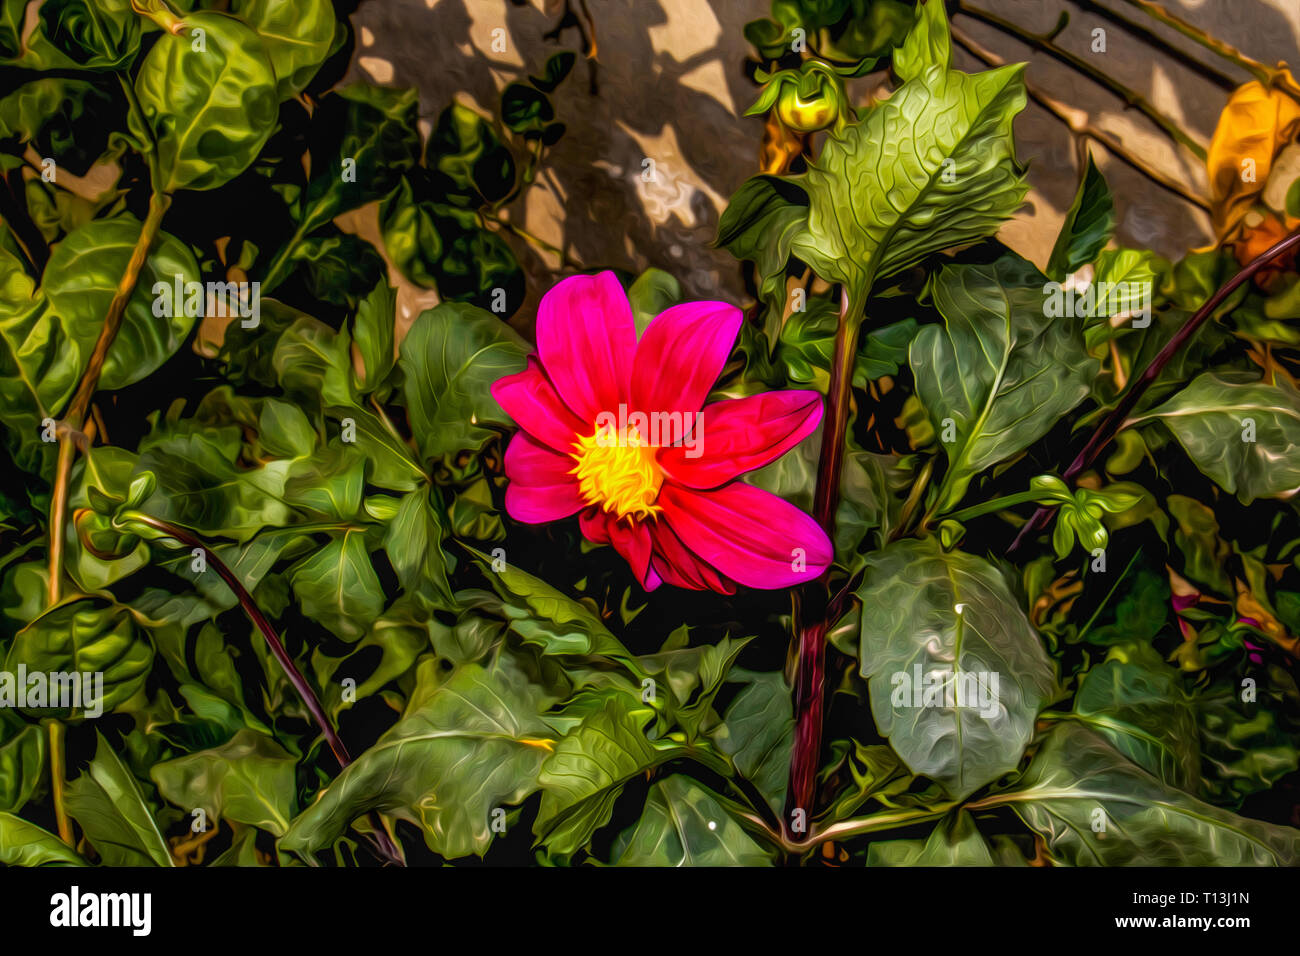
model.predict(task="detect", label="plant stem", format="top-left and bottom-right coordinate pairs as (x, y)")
top-left (944, 489), bottom-right (1056, 524)
top-left (808, 802), bottom-right (957, 845)
top-left (952, 27), bottom-right (1210, 210)
top-left (956, 0), bottom-right (1207, 159)
top-left (1117, 0), bottom-right (1300, 96)
top-left (120, 510), bottom-right (405, 866)
top-left (46, 719), bottom-right (73, 845)
top-left (482, 212), bottom-right (583, 270)
top-left (784, 288), bottom-right (862, 838)
top-left (1008, 227), bottom-right (1300, 554)
top-left (1072, 0), bottom-right (1235, 91)
top-left (47, 191), bottom-right (168, 605)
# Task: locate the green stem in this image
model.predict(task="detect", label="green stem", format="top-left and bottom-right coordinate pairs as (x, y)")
top-left (481, 212), bottom-right (581, 270)
top-left (46, 719), bottom-right (73, 846)
top-left (944, 489), bottom-right (1056, 524)
top-left (808, 802), bottom-right (958, 845)
top-left (957, 1), bottom-right (1207, 159)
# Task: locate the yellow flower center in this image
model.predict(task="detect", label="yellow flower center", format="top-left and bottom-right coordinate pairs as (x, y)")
top-left (571, 424), bottom-right (663, 520)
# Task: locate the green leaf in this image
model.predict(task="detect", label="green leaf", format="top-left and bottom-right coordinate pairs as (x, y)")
top-left (288, 529), bottom-right (385, 641)
top-left (0, 812), bottom-right (86, 866)
top-left (790, 62), bottom-right (1027, 301)
top-left (291, 231), bottom-right (385, 309)
top-left (279, 658), bottom-right (557, 859)
top-left (151, 729), bottom-right (297, 836)
top-left (298, 84), bottom-right (421, 233)
top-left (427, 102), bottom-right (516, 207)
top-left (65, 732), bottom-right (174, 866)
top-left (0, 716), bottom-right (45, 812)
top-left (912, 256), bottom-right (1097, 512)
top-left (531, 50), bottom-right (576, 94)
top-left (272, 315), bottom-right (356, 410)
top-left (5, 597), bottom-right (153, 717)
top-left (44, 216), bottom-right (201, 390)
top-left (399, 301), bottom-right (528, 462)
top-left (32, 0), bottom-right (139, 70)
top-left (611, 775), bottom-right (771, 866)
top-left (351, 280), bottom-right (396, 393)
top-left (1046, 154), bottom-right (1115, 280)
top-left (712, 669), bottom-right (792, 814)
top-left (626, 268), bottom-right (681, 337)
top-left (132, 11), bottom-right (278, 192)
top-left (0, 78), bottom-right (120, 176)
top-left (999, 722), bottom-right (1300, 865)
top-left (1136, 372), bottom-right (1300, 502)
top-left (232, 0), bottom-right (335, 100)
top-left (1072, 642), bottom-right (1199, 790)
top-left (893, 0), bottom-right (951, 82)
top-left (535, 693), bottom-right (685, 855)
top-left (382, 486), bottom-right (452, 603)
top-left (856, 538), bottom-right (1055, 800)
top-left (1197, 686), bottom-right (1300, 806)
top-left (0, 284), bottom-right (79, 477)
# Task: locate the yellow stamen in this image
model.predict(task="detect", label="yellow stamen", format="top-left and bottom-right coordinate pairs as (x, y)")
top-left (571, 424), bottom-right (663, 520)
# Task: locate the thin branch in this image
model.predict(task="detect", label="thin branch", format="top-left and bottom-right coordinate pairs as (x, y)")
top-left (120, 511), bottom-right (405, 866)
top-left (956, 0), bottom-right (1207, 159)
top-left (1072, 0), bottom-right (1236, 90)
top-left (952, 26), bottom-right (1209, 211)
top-left (1008, 227), bottom-right (1300, 554)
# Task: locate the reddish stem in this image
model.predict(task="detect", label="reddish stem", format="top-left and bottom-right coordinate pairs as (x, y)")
top-left (785, 289), bottom-right (859, 838)
top-left (1009, 229), bottom-right (1300, 553)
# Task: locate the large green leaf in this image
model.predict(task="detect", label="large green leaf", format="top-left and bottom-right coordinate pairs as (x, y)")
top-left (1046, 154), bottom-right (1115, 281)
top-left (534, 692), bottom-right (686, 856)
top-left (132, 11), bottom-right (277, 192)
top-left (64, 732), bottom-right (174, 866)
top-left (44, 216), bottom-right (201, 390)
top-left (911, 256), bottom-right (1097, 512)
top-left (151, 729), bottom-right (297, 836)
top-left (5, 597), bottom-right (153, 717)
top-left (611, 775), bottom-right (771, 866)
top-left (399, 302), bottom-right (528, 462)
top-left (1071, 642), bottom-right (1199, 791)
top-left (856, 538), bottom-right (1055, 800)
top-left (288, 529), bottom-right (385, 642)
top-left (232, 0), bottom-right (335, 100)
top-left (279, 658), bottom-right (556, 860)
top-left (30, 0), bottom-right (139, 71)
top-left (994, 723), bottom-right (1300, 865)
top-left (892, 0), bottom-right (951, 82)
top-left (1135, 372), bottom-right (1300, 502)
top-left (790, 61), bottom-right (1027, 300)
top-left (0, 812), bottom-right (86, 866)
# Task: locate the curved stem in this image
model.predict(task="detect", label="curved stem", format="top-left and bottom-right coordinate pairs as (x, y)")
top-left (47, 192), bottom-right (167, 605)
top-left (1008, 227), bottom-right (1300, 554)
top-left (120, 511), bottom-right (405, 866)
top-left (956, 1), bottom-right (1207, 159)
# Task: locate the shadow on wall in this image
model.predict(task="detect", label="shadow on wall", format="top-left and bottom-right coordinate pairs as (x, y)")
top-left (347, 0), bottom-right (1300, 326)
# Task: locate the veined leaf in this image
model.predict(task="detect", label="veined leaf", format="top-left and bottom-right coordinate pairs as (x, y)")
top-left (0, 812), bottom-right (85, 866)
top-left (64, 732), bottom-right (174, 866)
top-left (1135, 372), bottom-right (1300, 502)
top-left (856, 538), bottom-right (1055, 800)
top-left (1047, 153), bottom-right (1115, 280)
top-left (912, 255), bottom-right (1097, 512)
top-left (993, 723), bottom-right (1300, 865)
top-left (232, 0), bottom-right (335, 100)
top-left (611, 775), bottom-right (772, 866)
top-left (790, 61), bottom-right (1027, 301)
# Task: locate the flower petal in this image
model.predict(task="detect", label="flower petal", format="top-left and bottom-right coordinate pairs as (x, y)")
top-left (658, 482), bottom-right (830, 589)
top-left (658, 390), bottom-right (823, 489)
top-left (535, 271), bottom-right (636, 423)
top-left (580, 510), bottom-right (657, 589)
top-left (490, 358), bottom-right (587, 453)
top-left (648, 519), bottom-right (735, 594)
top-left (630, 301), bottom-right (743, 416)
top-left (502, 432), bottom-right (584, 523)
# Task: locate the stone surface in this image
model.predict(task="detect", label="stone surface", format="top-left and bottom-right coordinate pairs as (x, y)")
top-left (344, 0), bottom-right (1300, 322)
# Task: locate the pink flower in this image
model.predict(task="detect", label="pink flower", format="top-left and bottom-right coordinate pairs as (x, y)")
top-left (489, 271), bottom-right (832, 594)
